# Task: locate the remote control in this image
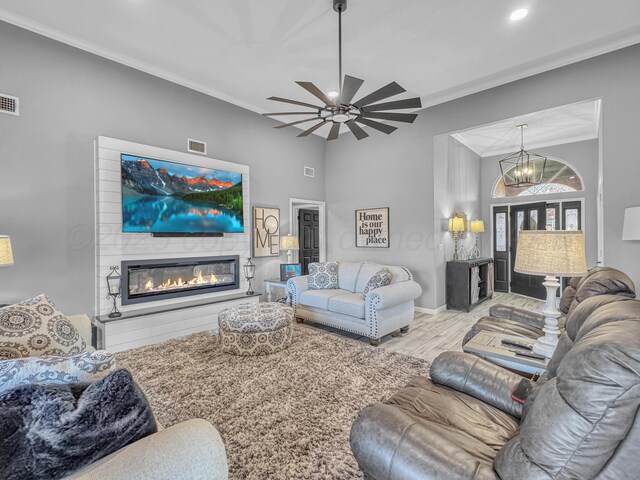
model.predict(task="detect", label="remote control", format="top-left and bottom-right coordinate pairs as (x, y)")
top-left (501, 339), bottom-right (533, 350)
top-left (511, 350), bottom-right (546, 360)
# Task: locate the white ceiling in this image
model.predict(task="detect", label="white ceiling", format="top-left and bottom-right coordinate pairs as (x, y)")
top-left (1, 1), bottom-right (639, 139)
top-left (452, 99), bottom-right (601, 157)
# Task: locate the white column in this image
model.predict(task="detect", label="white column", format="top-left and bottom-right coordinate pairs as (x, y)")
top-left (533, 276), bottom-right (561, 358)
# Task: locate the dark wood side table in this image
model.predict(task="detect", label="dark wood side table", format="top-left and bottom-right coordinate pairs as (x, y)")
top-left (446, 258), bottom-right (494, 311)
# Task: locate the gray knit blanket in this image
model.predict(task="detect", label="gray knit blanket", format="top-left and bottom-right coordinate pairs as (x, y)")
top-left (0, 369), bottom-right (157, 479)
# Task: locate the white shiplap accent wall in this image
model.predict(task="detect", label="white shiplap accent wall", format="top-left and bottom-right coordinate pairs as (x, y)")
top-left (95, 136), bottom-right (251, 316)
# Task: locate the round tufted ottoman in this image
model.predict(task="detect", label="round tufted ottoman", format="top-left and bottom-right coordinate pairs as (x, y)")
top-left (218, 303), bottom-right (293, 356)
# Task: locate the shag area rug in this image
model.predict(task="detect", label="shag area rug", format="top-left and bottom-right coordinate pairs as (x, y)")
top-left (116, 324), bottom-right (429, 479)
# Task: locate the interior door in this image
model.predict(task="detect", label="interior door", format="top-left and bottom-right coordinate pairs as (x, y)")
top-left (510, 202), bottom-right (547, 299)
top-left (298, 209), bottom-right (320, 275)
top-left (493, 206), bottom-right (510, 292)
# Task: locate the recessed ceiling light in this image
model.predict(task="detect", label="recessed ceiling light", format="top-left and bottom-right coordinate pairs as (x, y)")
top-left (327, 90), bottom-right (339, 99)
top-left (510, 8), bottom-right (528, 21)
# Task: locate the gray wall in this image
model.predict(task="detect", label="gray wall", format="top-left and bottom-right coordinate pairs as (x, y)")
top-left (325, 123), bottom-right (433, 304)
top-left (0, 22), bottom-right (326, 314)
top-left (326, 43), bottom-right (640, 309)
top-left (432, 136), bottom-right (482, 308)
top-left (3, 21), bottom-right (640, 314)
top-left (481, 139), bottom-right (599, 268)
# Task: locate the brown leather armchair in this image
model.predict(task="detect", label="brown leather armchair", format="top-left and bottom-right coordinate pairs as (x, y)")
top-left (462, 267), bottom-right (635, 346)
top-left (350, 295), bottom-right (640, 479)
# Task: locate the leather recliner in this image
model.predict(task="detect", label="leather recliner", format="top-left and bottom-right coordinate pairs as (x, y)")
top-left (350, 294), bottom-right (640, 479)
top-left (462, 266), bottom-right (635, 346)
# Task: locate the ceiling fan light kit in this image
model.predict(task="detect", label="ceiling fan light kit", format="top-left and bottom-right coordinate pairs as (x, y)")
top-left (264, 0), bottom-right (422, 141)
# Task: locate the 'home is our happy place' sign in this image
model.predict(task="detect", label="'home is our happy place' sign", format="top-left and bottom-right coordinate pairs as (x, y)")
top-left (355, 208), bottom-right (389, 248)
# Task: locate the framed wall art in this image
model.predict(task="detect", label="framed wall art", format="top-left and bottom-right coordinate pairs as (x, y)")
top-left (253, 207), bottom-right (280, 257)
top-left (355, 207), bottom-right (389, 248)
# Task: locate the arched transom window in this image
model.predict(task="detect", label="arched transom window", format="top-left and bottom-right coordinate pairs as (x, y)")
top-left (493, 158), bottom-right (583, 198)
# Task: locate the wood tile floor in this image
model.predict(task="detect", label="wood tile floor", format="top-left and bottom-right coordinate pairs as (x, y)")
top-left (299, 292), bottom-right (542, 364)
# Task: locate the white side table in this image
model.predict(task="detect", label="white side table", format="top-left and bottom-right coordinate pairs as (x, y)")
top-left (264, 277), bottom-right (289, 303)
top-left (463, 331), bottom-right (548, 375)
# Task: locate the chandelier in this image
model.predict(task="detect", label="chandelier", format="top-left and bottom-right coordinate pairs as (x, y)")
top-left (499, 124), bottom-right (547, 187)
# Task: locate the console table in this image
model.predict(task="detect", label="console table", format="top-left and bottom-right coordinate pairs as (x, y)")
top-left (463, 331), bottom-right (547, 375)
top-left (446, 258), bottom-right (494, 311)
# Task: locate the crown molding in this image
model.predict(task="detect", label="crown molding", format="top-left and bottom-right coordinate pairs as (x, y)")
top-left (0, 9), bottom-right (266, 115)
top-left (419, 26), bottom-right (640, 109)
top-left (3, 9), bottom-right (640, 125)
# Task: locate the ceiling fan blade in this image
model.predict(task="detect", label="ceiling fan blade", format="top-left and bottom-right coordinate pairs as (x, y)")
top-left (267, 96), bottom-right (322, 110)
top-left (263, 112), bottom-right (319, 116)
top-left (361, 97), bottom-right (422, 112)
top-left (361, 112), bottom-right (419, 123)
top-left (355, 117), bottom-right (398, 135)
top-left (296, 81), bottom-right (335, 106)
top-left (353, 82), bottom-right (406, 108)
top-left (345, 120), bottom-right (369, 140)
top-left (327, 122), bottom-right (341, 141)
top-left (274, 117), bottom-right (320, 129)
top-left (298, 121), bottom-right (326, 137)
top-left (340, 75), bottom-right (365, 105)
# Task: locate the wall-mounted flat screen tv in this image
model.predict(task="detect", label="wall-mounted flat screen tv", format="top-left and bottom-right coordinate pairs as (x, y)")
top-left (121, 154), bottom-right (244, 234)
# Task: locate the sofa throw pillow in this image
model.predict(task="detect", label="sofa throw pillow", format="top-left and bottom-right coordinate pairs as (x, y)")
top-left (362, 269), bottom-right (393, 298)
top-left (0, 369), bottom-right (157, 480)
top-left (308, 262), bottom-right (339, 290)
top-left (0, 350), bottom-right (116, 395)
top-left (0, 294), bottom-right (87, 360)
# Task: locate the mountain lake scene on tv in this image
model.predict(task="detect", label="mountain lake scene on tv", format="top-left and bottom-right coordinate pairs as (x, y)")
top-left (121, 154), bottom-right (244, 233)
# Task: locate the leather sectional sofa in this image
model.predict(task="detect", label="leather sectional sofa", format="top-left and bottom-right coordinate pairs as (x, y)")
top-left (462, 267), bottom-right (635, 346)
top-left (350, 294), bottom-right (640, 479)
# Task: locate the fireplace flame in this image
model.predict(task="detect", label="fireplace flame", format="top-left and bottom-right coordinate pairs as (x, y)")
top-left (137, 271), bottom-right (220, 294)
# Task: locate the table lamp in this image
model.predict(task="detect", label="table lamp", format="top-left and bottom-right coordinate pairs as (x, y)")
top-left (622, 207), bottom-right (640, 240)
top-left (469, 220), bottom-right (485, 259)
top-left (0, 236), bottom-right (14, 267)
top-left (448, 217), bottom-right (465, 261)
top-left (515, 230), bottom-right (587, 358)
top-left (280, 234), bottom-right (299, 264)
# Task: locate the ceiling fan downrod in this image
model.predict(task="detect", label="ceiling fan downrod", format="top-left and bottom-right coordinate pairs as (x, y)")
top-left (334, 0), bottom-right (347, 100)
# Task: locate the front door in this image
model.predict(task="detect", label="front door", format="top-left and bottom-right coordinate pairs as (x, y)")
top-left (510, 202), bottom-right (547, 299)
top-left (298, 209), bottom-right (320, 275)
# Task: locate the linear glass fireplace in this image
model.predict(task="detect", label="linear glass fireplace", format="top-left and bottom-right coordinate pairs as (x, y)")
top-left (121, 255), bottom-right (240, 305)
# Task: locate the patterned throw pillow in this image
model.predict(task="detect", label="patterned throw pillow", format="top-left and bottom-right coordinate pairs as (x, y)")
top-left (308, 262), bottom-right (339, 290)
top-left (0, 350), bottom-right (116, 394)
top-left (0, 294), bottom-right (87, 360)
top-left (362, 269), bottom-right (393, 298)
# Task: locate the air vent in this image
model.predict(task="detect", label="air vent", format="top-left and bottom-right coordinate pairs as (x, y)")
top-left (0, 93), bottom-right (19, 116)
top-left (187, 138), bottom-right (207, 155)
top-left (303, 166), bottom-right (315, 178)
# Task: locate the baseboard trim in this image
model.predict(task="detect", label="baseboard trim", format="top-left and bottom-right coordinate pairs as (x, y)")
top-left (415, 305), bottom-right (446, 315)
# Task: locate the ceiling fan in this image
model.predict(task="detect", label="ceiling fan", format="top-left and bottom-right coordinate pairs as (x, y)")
top-left (263, 0), bottom-right (422, 141)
